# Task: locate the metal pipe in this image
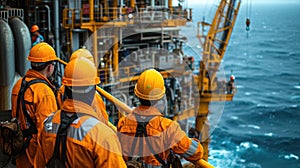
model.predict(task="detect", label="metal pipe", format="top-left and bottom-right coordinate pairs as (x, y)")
top-left (89, 0), bottom-right (94, 22)
top-left (44, 5), bottom-right (51, 32)
top-left (0, 20), bottom-right (15, 86)
top-left (151, 0), bottom-right (155, 7)
top-left (113, 35), bottom-right (119, 78)
top-left (168, 0), bottom-right (172, 8)
top-left (8, 17), bottom-right (30, 76)
top-left (54, 0), bottom-right (60, 58)
top-left (35, 6), bottom-right (38, 23)
top-left (130, 0), bottom-right (135, 8)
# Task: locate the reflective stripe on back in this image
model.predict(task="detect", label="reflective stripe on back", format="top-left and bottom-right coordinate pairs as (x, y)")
top-left (44, 116), bottom-right (99, 141)
top-left (69, 117), bottom-right (99, 141)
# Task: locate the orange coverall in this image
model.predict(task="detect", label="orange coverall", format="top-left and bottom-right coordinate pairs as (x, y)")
top-left (56, 85), bottom-right (108, 124)
top-left (11, 69), bottom-right (58, 167)
top-left (35, 99), bottom-right (126, 167)
top-left (118, 105), bottom-right (203, 166)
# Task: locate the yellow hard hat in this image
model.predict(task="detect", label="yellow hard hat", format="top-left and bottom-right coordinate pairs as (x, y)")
top-left (27, 42), bottom-right (59, 62)
top-left (134, 69), bottom-right (165, 100)
top-left (62, 58), bottom-right (100, 86)
top-left (70, 48), bottom-right (94, 64)
top-left (31, 25), bottom-right (39, 33)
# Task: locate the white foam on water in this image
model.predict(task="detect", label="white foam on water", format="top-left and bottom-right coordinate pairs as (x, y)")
top-left (293, 86), bottom-right (300, 89)
top-left (230, 116), bottom-right (238, 120)
top-left (257, 104), bottom-right (269, 108)
top-left (282, 154), bottom-right (299, 160)
top-left (264, 132), bottom-right (274, 137)
top-left (247, 124), bottom-right (261, 130)
top-left (238, 124), bottom-right (261, 130)
top-left (239, 142), bottom-right (259, 150)
top-left (236, 85), bottom-right (244, 88)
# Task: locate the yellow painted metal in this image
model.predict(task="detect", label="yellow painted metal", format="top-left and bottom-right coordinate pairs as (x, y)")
top-left (108, 121), bottom-right (117, 132)
top-left (62, 9), bottom-right (71, 29)
top-left (195, 0), bottom-right (241, 161)
top-left (163, 19), bottom-right (187, 27)
top-left (89, 0), bottom-right (94, 22)
top-left (93, 27), bottom-right (98, 69)
top-left (96, 86), bottom-right (132, 115)
top-left (113, 33), bottom-right (119, 77)
top-left (104, 0), bottom-right (108, 18)
top-left (182, 159), bottom-right (215, 168)
top-left (168, 0), bottom-right (173, 10)
top-left (196, 102), bottom-right (210, 161)
top-left (69, 29), bottom-right (73, 53)
top-left (130, 0), bottom-right (135, 9)
top-left (198, 159), bottom-right (215, 168)
top-left (173, 107), bottom-right (194, 121)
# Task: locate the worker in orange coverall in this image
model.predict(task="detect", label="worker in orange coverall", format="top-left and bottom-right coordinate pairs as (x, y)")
top-left (35, 58), bottom-right (126, 167)
top-left (11, 42), bottom-right (59, 167)
top-left (117, 69), bottom-right (205, 167)
top-left (56, 48), bottom-right (108, 124)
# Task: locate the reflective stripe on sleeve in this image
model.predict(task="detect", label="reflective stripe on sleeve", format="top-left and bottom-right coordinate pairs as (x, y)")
top-left (182, 139), bottom-right (199, 158)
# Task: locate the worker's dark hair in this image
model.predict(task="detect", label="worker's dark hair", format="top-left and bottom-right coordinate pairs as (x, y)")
top-left (139, 98), bottom-right (159, 106)
top-left (31, 61), bottom-right (54, 71)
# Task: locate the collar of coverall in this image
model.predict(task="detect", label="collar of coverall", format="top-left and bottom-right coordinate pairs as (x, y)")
top-left (25, 69), bottom-right (56, 90)
top-left (132, 105), bottom-right (164, 116)
top-left (61, 99), bottom-right (100, 120)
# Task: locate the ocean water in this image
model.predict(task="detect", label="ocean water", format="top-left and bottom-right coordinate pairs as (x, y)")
top-left (191, 2), bottom-right (300, 168)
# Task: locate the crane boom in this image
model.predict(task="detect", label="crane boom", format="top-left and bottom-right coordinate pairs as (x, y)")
top-left (195, 0), bottom-right (241, 161)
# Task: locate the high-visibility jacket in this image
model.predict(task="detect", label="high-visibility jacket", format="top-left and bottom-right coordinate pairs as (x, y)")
top-left (35, 99), bottom-right (126, 168)
top-left (117, 105), bottom-right (203, 167)
top-left (11, 69), bottom-right (58, 167)
top-left (31, 33), bottom-right (44, 47)
top-left (56, 85), bottom-right (108, 124)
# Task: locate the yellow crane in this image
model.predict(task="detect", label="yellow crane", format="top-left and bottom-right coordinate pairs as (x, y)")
top-left (195, 0), bottom-right (241, 161)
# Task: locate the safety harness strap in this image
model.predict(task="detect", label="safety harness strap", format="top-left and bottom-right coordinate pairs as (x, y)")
top-left (52, 111), bottom-right (78, 166)
top-left (16, 77), bottom-right (50, 150)
top-left (129, 114), bottom-right (168, 167)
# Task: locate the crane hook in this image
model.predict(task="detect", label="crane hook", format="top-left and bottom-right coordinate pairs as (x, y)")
top-left (246, 18), bottom-right (250, 31)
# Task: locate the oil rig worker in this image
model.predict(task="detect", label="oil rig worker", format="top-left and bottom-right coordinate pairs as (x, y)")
top-left (227, 75), bottom-right (236, 94)
top-left (35, 58), bottom-right (126, 167)
top-left (117, 69), bottom-right (204, 167)
top-left (11, 42), bottom-right (59, 167)
top-left (30, 25), bottom-right (44, 47)
top-left (56, 48), bottom-right (108, 124)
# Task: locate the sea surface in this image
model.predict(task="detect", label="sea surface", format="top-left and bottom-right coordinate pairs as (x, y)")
top-left (191, 2), bottom-right (300, 168)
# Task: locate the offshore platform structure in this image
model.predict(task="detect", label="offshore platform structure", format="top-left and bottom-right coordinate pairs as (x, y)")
top-left (0, 0), bottom-right (240, 163)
